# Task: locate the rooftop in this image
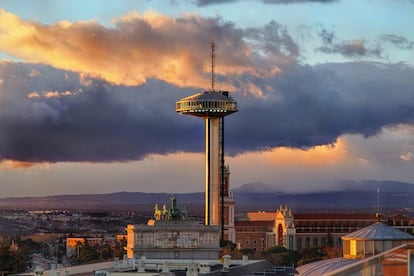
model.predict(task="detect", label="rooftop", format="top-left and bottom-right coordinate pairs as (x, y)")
top-left (235, 220), bottom-right (275, 227)
top-left (294, 213), bottom-right (378, 220)
top-left (296, 258), bottom-right (359, 276)
top-left (342, 222), bottom-right (414, 240)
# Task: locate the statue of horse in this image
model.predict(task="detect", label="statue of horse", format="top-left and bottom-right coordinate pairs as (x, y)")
top-left (181, 205), bottom-right (188, 220)
top-left (154, 204), bottom-right (161, 221)
top-left (161, 204), bottom-right (170, 221)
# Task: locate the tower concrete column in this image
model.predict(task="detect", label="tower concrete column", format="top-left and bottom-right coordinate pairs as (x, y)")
top-left (206, 117), bottom-right (220, 225)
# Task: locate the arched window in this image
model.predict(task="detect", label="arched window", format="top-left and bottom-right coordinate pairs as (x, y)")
top-left (278, 224), bottom-right (284, 246)
top-left (297, 238), bottom-right (302, 250)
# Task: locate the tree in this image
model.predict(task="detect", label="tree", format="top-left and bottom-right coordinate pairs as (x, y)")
top-left (262, 246), bottom-right (300, 266)
top-left (297, 248), bottom-right (325, 266)
top-left (98, 243), bottom-right (113, 260)
top-left (220, 240), bottom-right (236, 256)
top-left (321, 232), bottom-right (342, 258)
top-left (113, 238), bottom-right (126, 259)
top-left (240, 248), bottom-right (256, 258)
top-left (0, 244), bottom-right (29, 273)
top-left (0, 245), bottom-right (14, 272)
top-left (77, 242), bottom-right (99, 264)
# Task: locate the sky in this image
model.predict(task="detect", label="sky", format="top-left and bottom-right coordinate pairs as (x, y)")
top-left (0, 0), bottom-right (414, 197)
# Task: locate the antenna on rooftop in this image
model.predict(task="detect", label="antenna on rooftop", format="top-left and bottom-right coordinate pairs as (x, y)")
top-left (211, 41), bottom-right (215, 91)
top-left (376, 184), bottom-right (381, 221)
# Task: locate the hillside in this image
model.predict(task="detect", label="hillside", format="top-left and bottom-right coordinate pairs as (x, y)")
top-left (0, 180), bottom-right (413, 215)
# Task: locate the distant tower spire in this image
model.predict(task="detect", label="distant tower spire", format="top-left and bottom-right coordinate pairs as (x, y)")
top-left (211, 41), bottom-right (215, 91)
top-left (376, 184), bottom-right (381, 221)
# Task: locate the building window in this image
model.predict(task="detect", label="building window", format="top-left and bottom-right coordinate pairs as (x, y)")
top-left (246, 240), bottom-right (249, 244)
top-left (277, 224), bottom-right (283, 246)
top-left (350, 240), bottom-right (356, 256)
top-left (297, 238), bottom-right (302, 251)
top-left (321, 238), bottom-right (326, 248)
top-left (312, 237), bottom-right (318, 248)
top-left (254, 240), bottom-right (257, 244)
top-left (305, 238), bottom-right (310, 248)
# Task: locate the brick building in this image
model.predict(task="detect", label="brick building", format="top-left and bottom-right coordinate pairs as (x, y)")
top-left (235, 220), bottom-right (275, 253)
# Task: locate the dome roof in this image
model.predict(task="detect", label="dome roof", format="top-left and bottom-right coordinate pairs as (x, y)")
top-left (297, 258), bottom-right (359, 275)
top-left (342, 222), bottom-right (414, 240)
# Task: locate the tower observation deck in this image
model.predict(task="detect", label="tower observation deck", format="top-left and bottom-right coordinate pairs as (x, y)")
top-left (176, 91), bottom-right (238, 118)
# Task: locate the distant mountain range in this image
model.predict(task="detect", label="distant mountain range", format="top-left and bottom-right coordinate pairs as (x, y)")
top-left (0, 180), bottom-right (413, 215)
top-left (233, 180), bottom-right (414, 214)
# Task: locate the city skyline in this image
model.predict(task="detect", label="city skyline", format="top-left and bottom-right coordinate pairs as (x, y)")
top-left (0, 0), bottom-right (414, 197)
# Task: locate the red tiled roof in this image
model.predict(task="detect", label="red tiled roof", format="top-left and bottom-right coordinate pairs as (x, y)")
top-left (235, 220), bottom-right (275, 226)
top-left (294, 213), bottom-right (378, 220)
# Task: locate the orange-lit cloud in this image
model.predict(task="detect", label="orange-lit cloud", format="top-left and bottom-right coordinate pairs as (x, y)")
top-left (43, 90), bottom-right (72, 98)
top-left (0, 160), bottom-right (35, 170)
top-left (27, 91), bottom-right (40, 98)
top-left (27, 90), bottom-right (77, 99)
top-left (0, 9), bottom-right (283, 95)
top-left (237, 137), bottom-right (348, 167)
top-left (271, 138), bottom-right (347, 166)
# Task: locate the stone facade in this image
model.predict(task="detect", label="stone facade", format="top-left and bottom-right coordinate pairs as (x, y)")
top-left (240, 205), bottom-right (393, 252)
top-left (219, 165), bottom-right (236, 243)
top-left (125, 220), bottom-right (221, 260)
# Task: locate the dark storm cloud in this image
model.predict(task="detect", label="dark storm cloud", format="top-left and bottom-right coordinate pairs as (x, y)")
top-left (1, 61), bottom-right (414, 162)
top-left (0, 62), bottom-right (202, 162)
top-left (223, 62), bottom-right (414, 153)
top-left (196, 0), bottom-right (337, 6)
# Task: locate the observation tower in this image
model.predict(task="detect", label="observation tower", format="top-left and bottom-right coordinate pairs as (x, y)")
top-left (176, 42), bottom-right (238, 226)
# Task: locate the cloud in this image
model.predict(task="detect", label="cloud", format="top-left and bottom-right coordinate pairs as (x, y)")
top-left (196, 0), bottom-right (337, 6)
top-left (0, 62), bottom-right (194, 162)
top-left (319, 40), bottom-right (382, 58)
top-left (225, 62), bottom-right (414, 153)
top-left (1, 60), bottom-right (414, 163)
top-left (243, 20), bottom-right (299, 63)
top-left (0, 9), bottom-right (289, 92)
top-left (0, 11), bottom-right (413, 164)
top-left (262, 0), bottom-right (337, 3)
top-left (0, 160), bottom-right (35, 170)
top-left (316, 28), bottom-right (382, 58)
top-left (196, 0), bottom-right (239, 6)
top-left (400, 152), bottom-right (413, 161)
top-left (381, 34), bottom-right (414, 50)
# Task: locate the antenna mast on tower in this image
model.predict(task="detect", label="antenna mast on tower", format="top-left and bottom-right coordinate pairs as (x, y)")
top-left (211, 41), bottom-right (215, 91)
